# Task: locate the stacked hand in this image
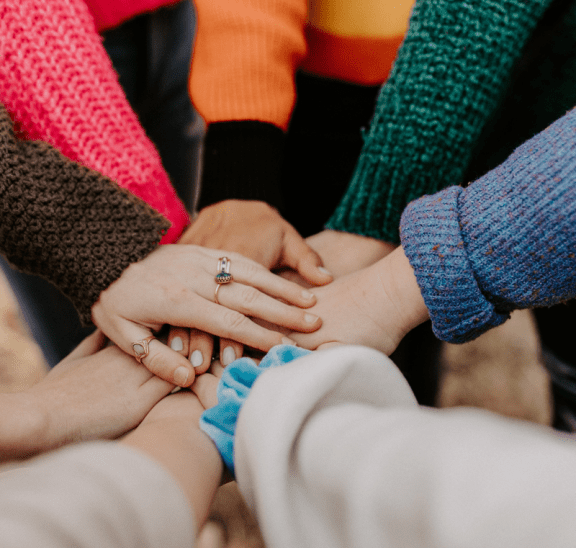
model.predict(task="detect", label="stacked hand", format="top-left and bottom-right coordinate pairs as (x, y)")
top-left (92, 245), bottom-right (322, 387)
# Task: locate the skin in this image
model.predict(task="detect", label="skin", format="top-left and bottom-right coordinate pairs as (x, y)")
top-left (92, 244), bottom-right (322, 387)
top-left (0, 331), bottom-right (174, 462)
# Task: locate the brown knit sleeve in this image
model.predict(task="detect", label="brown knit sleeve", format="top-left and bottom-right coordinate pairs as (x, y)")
top-left (0, 105), bottom-right (170, 325)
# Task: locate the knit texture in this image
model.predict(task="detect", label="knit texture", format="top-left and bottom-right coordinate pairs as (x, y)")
top-left (401, 107), bottom-right (576, 343)
top-left (84, 0), bottom-right (179, 32)
top-left (0, 0), bottom-right (188, 243)
top-left (0, 105), bottom-right (169, 325)
top-left (327, 0), bottom-right (554, 244)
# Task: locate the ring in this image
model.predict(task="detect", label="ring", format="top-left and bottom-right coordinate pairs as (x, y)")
top-left (132, 335), bottom-right (155, 364)
top-left (215, 257), bottom-right (233, 285)
top-left (214, 283), bottom-right (223, 305)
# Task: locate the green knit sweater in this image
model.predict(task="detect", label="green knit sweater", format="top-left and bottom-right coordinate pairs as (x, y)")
top-left (326, 0), bottom-right (556, 243)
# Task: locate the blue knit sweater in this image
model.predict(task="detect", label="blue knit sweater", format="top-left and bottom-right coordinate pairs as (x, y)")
top-left (400, 107), bottom-right (576, 343)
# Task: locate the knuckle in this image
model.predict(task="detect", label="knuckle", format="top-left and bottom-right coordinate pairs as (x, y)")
top-left (144, 349), bottom-right (170, 378)
top-left (238, 285), bottom-right (261, 306)
top-left (221, 308), bottom-right (249, 333)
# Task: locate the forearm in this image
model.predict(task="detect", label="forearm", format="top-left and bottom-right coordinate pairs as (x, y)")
top-left (0, 106), bottom-right (168, 324)
top-left (400, 107), bottom-right (576, 343)
top-left (327, 0), bottom-right (553, 243)
top-left (122, 418), bottom-right (222, 529)
top-left (191, 0), bottom-right (307, 209)
top-left (0, 0), bottom-right (188, 242)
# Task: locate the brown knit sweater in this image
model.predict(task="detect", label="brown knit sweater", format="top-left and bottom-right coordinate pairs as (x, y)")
top-left (0, 105), bottom-right (170, 325)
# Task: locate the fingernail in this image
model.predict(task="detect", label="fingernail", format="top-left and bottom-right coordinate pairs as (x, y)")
top-left (222, 346), bottom-right (236, 366)
top-left (281, 337), bottom-right (297, 346)
top-left (190, 350), bottom-right (204, 368)
top-left (305, 313), bottom-right (319, 324)
top-left (302, 290), bottom-right (314, 300)
top-left (318, 266), bottom-right (332, 276)
top-left (170, 337), bottom-right (184, 352)
top-left (173, 366), bottom-right (190, 386)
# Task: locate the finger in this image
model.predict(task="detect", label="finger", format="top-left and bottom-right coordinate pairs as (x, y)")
top-left (168, 326), bottom-right (189, 356)
top-left (209, 359), bottom-right (226, 378)
top-left (196, 521), bottom-right (226, 548)
top-left (185, 301), bottom-right (297, 353)
top-left (191, 372), bottom-right (220, 409)
top-left (59, 330), bottom-right (107, 363)
top-left (188, 328), bottom-right (214, 374)
top-left (214, 282), bottom-right (322, 333)
top-left (219, 338), bottom-right (243, 367)
top-left (281, 229), bottom-right (333, 286)
top-left (117, 321), bottom-right (196, 387)
top-left (203, 250), bottom-right (317, 308)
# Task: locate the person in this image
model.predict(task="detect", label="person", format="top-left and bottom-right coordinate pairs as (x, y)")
top-left (0, 101), bottom-right (321, 388)
top-left (0, 0), bottom-right (323, 373)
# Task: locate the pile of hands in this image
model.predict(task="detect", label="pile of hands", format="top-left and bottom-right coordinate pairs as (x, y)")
top-left (91, 199), bottom-right (429, 389)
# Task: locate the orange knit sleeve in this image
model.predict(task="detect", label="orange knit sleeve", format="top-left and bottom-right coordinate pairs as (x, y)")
top-left (190, 0), bottom-right (307, 131)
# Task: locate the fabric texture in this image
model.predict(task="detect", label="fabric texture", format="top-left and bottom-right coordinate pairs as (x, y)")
top-left (0, 104), bottom-right (168, 325)
top-left (0, 0), bottom-right (189, 243)
top-left (200, 345), bottom-right (311, 475)
top-left (191, 0), bottom-right (410, 212)
top-left (400, 106), bottom-right (576, 343)
top-left (326, 0), bottom-right (554, 243)
top-left (84, 0), bottom-right (180, 32)
top-left (0, 442), bottom-right (195, 548)
top-left (235, 345), bottom-right (576, 548)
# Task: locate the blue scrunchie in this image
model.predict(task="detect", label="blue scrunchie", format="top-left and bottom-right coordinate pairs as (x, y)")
top-left (200, 345), bottom-right (311, 476)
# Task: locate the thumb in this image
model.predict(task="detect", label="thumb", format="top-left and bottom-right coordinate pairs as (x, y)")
top-left (282, 229), bottom-right (333, 286)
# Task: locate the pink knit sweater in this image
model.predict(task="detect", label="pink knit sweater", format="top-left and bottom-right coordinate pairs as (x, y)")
top-left (84, 0), bottom-right (180, 32)
top-left (0, 0), bottom-right (189, 243)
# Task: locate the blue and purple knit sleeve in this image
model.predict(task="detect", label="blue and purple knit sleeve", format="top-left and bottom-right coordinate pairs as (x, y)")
top-left (400, 107), bottom-right (576, 343)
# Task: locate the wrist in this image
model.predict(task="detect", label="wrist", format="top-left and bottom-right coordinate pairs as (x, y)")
top-left (382, 247), bottom-right (429, 334)
top-left (0, 392), bottom-right (51, 461)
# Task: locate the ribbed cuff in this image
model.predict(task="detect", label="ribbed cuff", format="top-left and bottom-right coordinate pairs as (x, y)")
top-left (400, 187), bottom-right (508, 343)
top-left (198, 121), bottom-right (286, 211)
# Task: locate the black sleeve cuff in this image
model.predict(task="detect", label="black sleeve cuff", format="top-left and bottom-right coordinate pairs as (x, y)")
top-left (198, 121), bottom-right (286, 211)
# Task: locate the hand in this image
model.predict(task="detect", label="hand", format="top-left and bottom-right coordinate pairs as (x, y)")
top-left (1, 331), bottom-right (174, 460)
top-left (181, 201), bottom-right (333, 285)
top-left (173, 201), bottom-right (334, 373)
top-left (289, 247), bottom-right (429, 354)
top-left (306, 229), bottom-right (396, 279)
top-left (92, 245), bottom-right (321, 386)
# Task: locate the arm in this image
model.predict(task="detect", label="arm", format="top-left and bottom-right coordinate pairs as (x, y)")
top-left (400, 105), bottom-right (576, 343)
top-left (234, 346), bottom-right (576, 548)
top-left (0, 331), bottom-right (173, 462)
top-left (327, 0), bottom-right (555, 244)
top-left (0, 0), bottom-right (188, 242)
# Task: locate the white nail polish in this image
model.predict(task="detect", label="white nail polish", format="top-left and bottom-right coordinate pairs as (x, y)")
top-left (305, 313), bottom-right (318, 323)
top-left (174, 366), bottom-right (189, 386)
top-left (170, 337), bottom-right (184, 352)
top-left (222, 346), bottom-right (236, 366)
top-left (281, 337), bottom-right (297, 346)
top-left (302, 290), bottom-right (314, 300)
top-left (318, 266), bottom-right (332, 276)
top-left (190, 350), bottom-right (204, 368)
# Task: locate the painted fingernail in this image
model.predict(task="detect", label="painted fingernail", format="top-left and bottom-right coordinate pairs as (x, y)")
top-left (170, 337), bottom-right (184, 352)
top-left (174, 366), bottom-right (190, 386)
top-left (281, 337), bottom-right (297, 346)
top-left (305, 313), bottom-right (319, 324)
top-left (190, 350), bottom-right (204, 368)
top-left (318, 266), bottom-right (332, 276)
top-left (302, 290), bottom-right (314, 300)
top-left (222, 346), bottom-right (236, 366)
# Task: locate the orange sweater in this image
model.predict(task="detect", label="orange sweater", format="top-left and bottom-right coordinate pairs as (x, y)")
top-left (191, 0), bottom-right (415, 131)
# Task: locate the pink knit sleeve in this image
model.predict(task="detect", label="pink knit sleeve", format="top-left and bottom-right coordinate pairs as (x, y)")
top-left (0, 0), bottom-right (189, 243)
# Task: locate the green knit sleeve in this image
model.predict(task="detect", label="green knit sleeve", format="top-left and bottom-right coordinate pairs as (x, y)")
top-left (0, 105), bottom-right (170, 325)
top-left (326, 0), bottom-right (553, 244)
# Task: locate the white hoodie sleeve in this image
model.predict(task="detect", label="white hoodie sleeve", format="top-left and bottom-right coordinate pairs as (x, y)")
top-left (0, 442), bottom-right (195, 548)
top-left (235, 345), bottom-right (576, 548)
